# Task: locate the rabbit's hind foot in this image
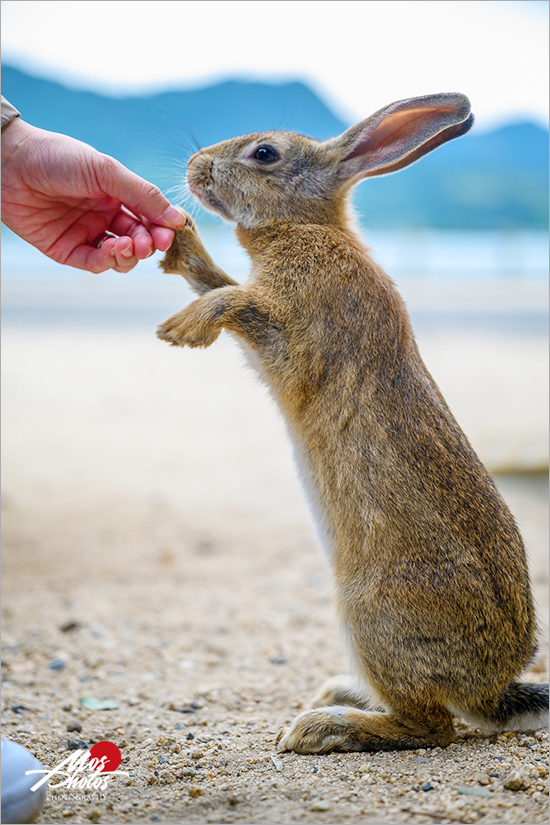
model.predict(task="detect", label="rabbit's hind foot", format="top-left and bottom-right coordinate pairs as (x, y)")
top-left (277, 705), bottom-right (454, 755)
top-left (310, 675), bottom-right (381, 711)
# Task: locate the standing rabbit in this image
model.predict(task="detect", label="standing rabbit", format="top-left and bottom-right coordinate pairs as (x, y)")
top-left (157, 94), bottom-right (549, 754)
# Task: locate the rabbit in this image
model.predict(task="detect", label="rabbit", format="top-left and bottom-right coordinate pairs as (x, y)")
top-left (157, 93), bottom-right (549, 754)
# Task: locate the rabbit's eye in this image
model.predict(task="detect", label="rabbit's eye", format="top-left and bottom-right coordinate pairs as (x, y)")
top-left (251, 145), bottom-right (279, 164)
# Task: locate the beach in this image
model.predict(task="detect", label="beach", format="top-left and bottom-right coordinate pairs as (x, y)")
top-left (1, 258), bottom-right (548, 824)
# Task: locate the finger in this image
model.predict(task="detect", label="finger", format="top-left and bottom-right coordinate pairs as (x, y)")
top-left (64, 237), bottom-right (138, 274)
top-left (109, 210), bottom-right (143, 238)
top-left (109, 210), bottom-right (165, 259)
top-left (109, 236), bottom-right (141, 272)
top-left (62, 237), bottom-right (118, 273)
top-left (98, 157), bottom-right (188, 229)
top-left (150, 225), bottom-right (175, 252)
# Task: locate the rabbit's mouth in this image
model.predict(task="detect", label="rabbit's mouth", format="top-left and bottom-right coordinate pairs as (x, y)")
top-left (194, 187), bottom-right (233, 222)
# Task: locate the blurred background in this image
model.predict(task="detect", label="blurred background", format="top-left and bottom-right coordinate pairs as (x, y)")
top-left (1, 0), bottom-right (548, 487)
top-left (1, 10), bottom-right (548, 819)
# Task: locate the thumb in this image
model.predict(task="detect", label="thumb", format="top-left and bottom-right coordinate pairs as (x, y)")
top-left (97, 156), bottom-right (187, 228)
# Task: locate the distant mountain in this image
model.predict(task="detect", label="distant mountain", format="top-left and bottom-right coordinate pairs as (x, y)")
top-left (2, 64), bottom-right (548, 229)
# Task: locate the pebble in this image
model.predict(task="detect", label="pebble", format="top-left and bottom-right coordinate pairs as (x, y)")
top-left (66, 719), bottom-right (82, 733)
top-left (503, 769), bottom-right (531, 791)
top-left (67, 739), bottom-right (88, 751)
top-left (310, 801), bottom-right (331, 812)
top-left (188, 786), bottom-right (203, 798)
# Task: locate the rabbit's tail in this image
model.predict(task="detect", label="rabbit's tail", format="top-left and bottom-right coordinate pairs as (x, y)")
top-left (480, 681), bottom-right (549, 733)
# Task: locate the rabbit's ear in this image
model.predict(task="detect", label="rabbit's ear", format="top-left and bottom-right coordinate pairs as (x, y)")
top-left (334, 94), bottom-right (473, 182)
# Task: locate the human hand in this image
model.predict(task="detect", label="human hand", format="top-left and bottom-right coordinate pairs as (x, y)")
top-left (1, 118), bottom-right (186, 273)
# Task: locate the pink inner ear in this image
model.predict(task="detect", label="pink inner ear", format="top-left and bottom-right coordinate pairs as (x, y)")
top-left (345, 106), bottom-right (457, 161)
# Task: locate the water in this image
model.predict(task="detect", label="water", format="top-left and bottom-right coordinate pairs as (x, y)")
top-left (1, 225), bottom-right (548, 334)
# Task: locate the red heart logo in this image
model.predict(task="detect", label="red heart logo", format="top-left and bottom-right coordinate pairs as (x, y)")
top-left (89, 741), bottom-right (122, 773)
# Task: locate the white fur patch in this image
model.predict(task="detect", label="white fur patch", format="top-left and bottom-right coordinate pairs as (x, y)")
top-left (448, 702), bottom-right (549, 733)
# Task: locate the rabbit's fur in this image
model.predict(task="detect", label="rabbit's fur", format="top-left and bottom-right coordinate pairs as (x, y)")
top-left (158, 94), bottom-right (548, 753)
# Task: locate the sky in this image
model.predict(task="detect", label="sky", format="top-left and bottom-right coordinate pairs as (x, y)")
top-left (1, 0), bottom-right (549, 131)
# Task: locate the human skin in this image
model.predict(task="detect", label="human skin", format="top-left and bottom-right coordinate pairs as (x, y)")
top-left (1, 117), bottom-right (186, 273)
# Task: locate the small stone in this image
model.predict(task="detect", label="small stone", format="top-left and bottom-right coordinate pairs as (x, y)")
top-left (517, 734), bottom-right (535, 747)
top-left (191, 750), bottom-right (204, 759)
top-left (421, 782), bottom-right (435, 791)
top-left (159, 770), bottom-right (174, 785)
top-left (185, 732), bottom-right (194, 740)
top-left (457, 786), bottom-right (493, 798)
top-left (310, 801), bottom-right (331, 812)
top-left (503, 770), bottom-right (531, 791)
top-left (181, 768), bottom-right (197, 777)
top-left (62, 703), bottom-right (73, 713)
top-left (66, 719), bottom-right (82, 733)
top-left (50, 659), bottom-right (66, 671)
top-left (67, 739), bottom-right (87, 751)
top-left (188, 786), bottom-right (203, 798)
top-left (60, 621), bottom-right (80, 633)
top-left (477, 773), bottom-right (491, 785)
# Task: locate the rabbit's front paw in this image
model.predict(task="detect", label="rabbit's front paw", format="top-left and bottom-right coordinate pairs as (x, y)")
top-left (277, 707), bottom-right (360, 754)
top-left (160, 215), bottom-right (233, 296)
top-left (159, 212), bottom-right (198, 275)
top-left (157, 301), bottom-right (221, 349)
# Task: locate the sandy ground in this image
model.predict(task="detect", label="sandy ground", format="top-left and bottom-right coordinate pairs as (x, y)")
top-left (1, 298), bottom-right (548, 824)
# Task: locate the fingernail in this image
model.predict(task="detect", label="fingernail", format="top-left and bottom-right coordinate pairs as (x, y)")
top-left (161, 206), bottom-right (187, 226)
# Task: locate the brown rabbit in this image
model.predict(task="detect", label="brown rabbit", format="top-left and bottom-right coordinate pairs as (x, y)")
top-left (157, 94), bottom-right (548, 754)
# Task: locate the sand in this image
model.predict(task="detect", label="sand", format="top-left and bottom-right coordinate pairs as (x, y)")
top-left (1, 299), bottom-right (548, 824)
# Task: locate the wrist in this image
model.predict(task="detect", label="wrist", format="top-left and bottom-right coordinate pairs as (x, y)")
top-left (1, 118), bottom-right (39, 167)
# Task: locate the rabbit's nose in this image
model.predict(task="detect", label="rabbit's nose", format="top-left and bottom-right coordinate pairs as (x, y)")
top-left (187, 153), bottom-right (214, 191)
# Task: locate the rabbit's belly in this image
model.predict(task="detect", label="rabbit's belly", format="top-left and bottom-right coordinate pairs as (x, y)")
top-left (288, 436), bottom-right (337, 563)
